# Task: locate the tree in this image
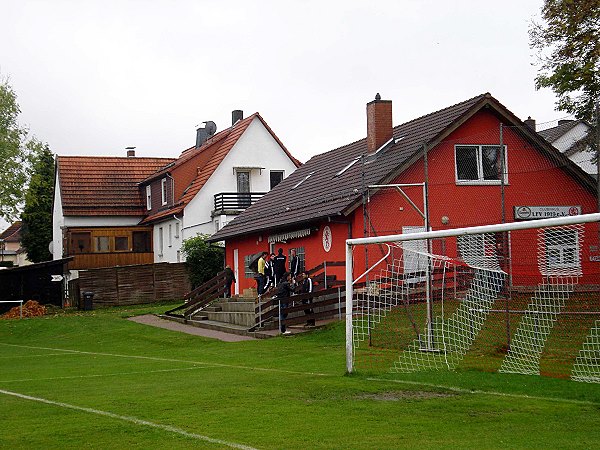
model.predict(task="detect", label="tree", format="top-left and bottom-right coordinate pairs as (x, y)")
top-left (181, 235), bottom-right (224, 288)
top-left (0, 76), bottom-right (43, 222)
top-left (530, 0), bottom-right (600, 121)
top-left (530, 1), bottom-right (600, 212)
top-left (21, 143), bottom-right (54, 263)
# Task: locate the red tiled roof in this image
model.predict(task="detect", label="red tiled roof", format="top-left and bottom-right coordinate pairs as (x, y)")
top-left (57, 156), bottom-right (175, 216)
top-left (0, 221), bottom-right (22, 242)
top-left (141, 113), bottom-right (300, 224)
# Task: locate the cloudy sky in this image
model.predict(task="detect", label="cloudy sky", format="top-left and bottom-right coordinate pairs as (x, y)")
top-left (1, 0), bottom-right (568, 230)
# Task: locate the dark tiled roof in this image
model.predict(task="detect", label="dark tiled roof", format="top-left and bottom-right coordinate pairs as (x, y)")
top-left (57, 156), bottom-right (175, 216)
top-left (211, 93), bottom-right (492, 241)
top-left (0, 221), bottom-right (22, 242)
top-left (538, 120), bottom-right (581, 143)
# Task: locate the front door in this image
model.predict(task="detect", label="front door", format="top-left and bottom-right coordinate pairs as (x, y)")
top-left (233, 248), bottom-right (239, 295)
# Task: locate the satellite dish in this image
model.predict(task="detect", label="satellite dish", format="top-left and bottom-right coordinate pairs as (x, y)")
top-left (203, 121), bottom-right (217, 136)
top-left (48, 241), bottom-right (54, 255)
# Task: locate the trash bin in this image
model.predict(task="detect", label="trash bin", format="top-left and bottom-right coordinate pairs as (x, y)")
top-left (82, 292), bottom-right (94, 311)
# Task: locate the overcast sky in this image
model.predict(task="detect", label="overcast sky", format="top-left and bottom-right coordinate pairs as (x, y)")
top-left (1, 0), bottom-right (568, 231)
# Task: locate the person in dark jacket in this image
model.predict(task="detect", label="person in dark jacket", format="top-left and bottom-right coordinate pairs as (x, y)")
top-left (224, 265), bottom-right (236, 298)
top-left (300, 271), bottom-right (315, 326)
top-left (264, 253), bottom-right (275, 292)
top-left (289, 248), bottom-right (300, 280)
top-left (273, 248), bottom-right (287, 286)
top-left (273, 272), bottom-right (295, 334)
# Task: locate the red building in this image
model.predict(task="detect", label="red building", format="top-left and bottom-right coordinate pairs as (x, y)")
top-left (211, 93), bottom-right (598, 294)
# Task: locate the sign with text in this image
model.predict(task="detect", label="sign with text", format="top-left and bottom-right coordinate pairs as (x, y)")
top-left (513, 206), bottom-right (581, 221)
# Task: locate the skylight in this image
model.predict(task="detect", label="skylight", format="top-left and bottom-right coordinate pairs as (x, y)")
top-left (291, 171), bottom-right (315, 190)
top-left (335, 157), bottom-right (360, 177)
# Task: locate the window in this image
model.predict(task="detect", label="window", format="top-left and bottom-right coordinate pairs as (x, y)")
top-left (214, 219), bottom-right (220, 233)
top-left (270, 171), bottom-right (284, 189)
top-left (158, 227), bottom-right (163, 256)
top-left (237, 171), bottom-right (251, 207)
top-left (161, 178), bottom-right (168, 205)
top-left (115, 236), bottom-right (129, 251)
top-left (544, 228), bottom-right (580, 271)
top-left (71, 232), bottom-right (91, 254)
top-left (455, 145), bottom-right (507, 184)
top-left (133, 231), bottom-right (151, 252)
top-left (168, 224), bottom-right (172, 247)
top-left (175, 222), bottom-right (180, 238)
top-left (244, 254), bottom-right (255, 278)
top-left (95, 236), bottom-right (110, 252)
top-left (146, 185), bottom-right (152, 210)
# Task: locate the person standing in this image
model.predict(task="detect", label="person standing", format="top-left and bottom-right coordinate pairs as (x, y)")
top-left (289, 248), bottom-right (300, 280)
top-left (257, 251), bottom-right (268, 296)
top-left (264, 253), bottom-right (275, 292)
top-left (273, 248), bottom-right (287, 286)
top-left (224, 265), bottom-right (236, 298)
top-left (301, 271), bottom-right (315, 326)
top-left (273, 272), bottom-right (295, 335)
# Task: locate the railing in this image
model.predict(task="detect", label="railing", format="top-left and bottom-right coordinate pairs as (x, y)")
top-left (213, 192), bottom-right (266, 213)
top-left (165, 270), bottom-right (227, 318)
top-left (251, 286), bottom-right (345, 331)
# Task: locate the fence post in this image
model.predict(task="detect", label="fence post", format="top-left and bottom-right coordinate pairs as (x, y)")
top-left (19, 300), bottom-right (23, 319)
top-left (338, 287), bottom-right (341, 319)
top-left (324, 261), bottom-right (328, 289)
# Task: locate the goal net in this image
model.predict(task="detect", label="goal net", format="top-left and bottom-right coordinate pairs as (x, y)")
top-left (345, 213), bottom-right (600, 382)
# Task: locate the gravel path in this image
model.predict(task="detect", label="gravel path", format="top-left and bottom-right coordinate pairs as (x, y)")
top-left (128, 314), bottom-right (256, 342)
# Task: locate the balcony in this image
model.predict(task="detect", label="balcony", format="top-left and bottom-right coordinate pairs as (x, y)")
top-left (213, 192), bottom-right (266, 215)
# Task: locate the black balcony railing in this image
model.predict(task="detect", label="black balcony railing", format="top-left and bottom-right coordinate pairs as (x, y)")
top-left (213, 192), bottom-right (266, 213)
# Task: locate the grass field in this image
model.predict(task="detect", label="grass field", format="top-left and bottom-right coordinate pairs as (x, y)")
top-left (2, 303), bottom-right (600, 449)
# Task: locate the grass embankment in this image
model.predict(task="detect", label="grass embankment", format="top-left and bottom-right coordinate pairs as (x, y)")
top-left (1, 303), bottom-right (600, 449)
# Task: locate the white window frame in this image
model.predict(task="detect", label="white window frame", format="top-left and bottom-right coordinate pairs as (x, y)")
top-left (544, 229), bottom-right (580, 271)
top-left (175, 222), bottom-right (180, 238)
top-left (454, 144), bottom-right (508, 185)
top-left (161, 178), bottom-right (168, 205)
top-left (168, 224), bottom-right (172, 247)
top-left (146, 185), bottom-right (152, 210)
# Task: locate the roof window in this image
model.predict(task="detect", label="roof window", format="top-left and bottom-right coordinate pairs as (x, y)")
top-left (291, 171), bottom-right (315, 190)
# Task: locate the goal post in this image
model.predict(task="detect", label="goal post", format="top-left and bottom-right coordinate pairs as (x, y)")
top-left (345, 213), bottom-right (600, 380)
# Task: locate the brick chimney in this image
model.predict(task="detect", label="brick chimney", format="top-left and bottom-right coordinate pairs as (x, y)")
top-left (126, 147), bottom-right (136, 157)
top-left (524, 116), bottom-right (536, 131)
top-left (366, 93), bottom-right (393, 153)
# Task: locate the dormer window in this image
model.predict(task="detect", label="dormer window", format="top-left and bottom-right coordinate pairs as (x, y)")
top-left (291, 171), bottom-right (315, 190)
top-left (161, 178), bottom-right (168, 205)
top-left (146, 185), bottom-right (152, 210)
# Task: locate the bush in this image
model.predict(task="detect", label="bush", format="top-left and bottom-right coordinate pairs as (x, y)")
top-left (0, 261), bottom-right (14, 268)
top-left (181, 234), bottom-right (224, 288)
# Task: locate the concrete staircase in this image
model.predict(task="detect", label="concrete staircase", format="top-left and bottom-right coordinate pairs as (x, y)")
top-left (160, 287), bottom-right (279, 338)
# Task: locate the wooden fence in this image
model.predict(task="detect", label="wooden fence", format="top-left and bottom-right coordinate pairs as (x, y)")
top-left (76, 263), bottom-right (190, 307)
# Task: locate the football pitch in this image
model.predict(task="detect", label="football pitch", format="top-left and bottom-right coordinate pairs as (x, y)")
top-left (1, 303), bottom-right (600, 449)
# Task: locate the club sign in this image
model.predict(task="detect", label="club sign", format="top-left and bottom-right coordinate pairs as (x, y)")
top-left (514, 206), bottom-right (581, 220)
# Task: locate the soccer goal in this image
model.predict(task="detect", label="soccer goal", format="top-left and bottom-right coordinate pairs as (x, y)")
top-left (345, 213), bottom-right (600, 382)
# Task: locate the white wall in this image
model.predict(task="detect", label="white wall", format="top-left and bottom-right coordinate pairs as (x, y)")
top-left (552, 122), bottom-right (590, 152)
top-left (52, 174), bottom-right (65, 259)
top-left (153, 217), bottom-right (184, 263)
top-left (158, 116), bottom-right (298, 262)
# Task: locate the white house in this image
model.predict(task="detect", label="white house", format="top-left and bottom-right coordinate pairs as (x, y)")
top-left (139, 110), bottom-right (300, 263)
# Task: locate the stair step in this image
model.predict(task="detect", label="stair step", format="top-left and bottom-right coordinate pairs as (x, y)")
top-left (158, 315), bottom-right (275, 339)
top-left (203, 306), bottom-right (222, 312)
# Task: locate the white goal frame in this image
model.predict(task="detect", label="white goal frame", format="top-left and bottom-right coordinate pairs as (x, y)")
top-left (345, 212), bottom-right (600, 373)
